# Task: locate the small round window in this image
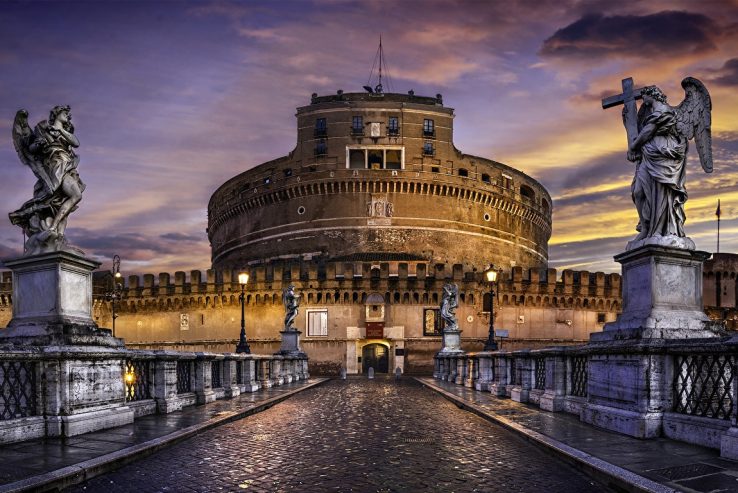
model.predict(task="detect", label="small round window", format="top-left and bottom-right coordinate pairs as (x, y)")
top-left (483, 212), bottom-right (491, 221)
top-left (297, 206), bottom-right (306, 215)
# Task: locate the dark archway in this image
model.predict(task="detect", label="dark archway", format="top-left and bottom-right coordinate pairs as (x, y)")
top-left (362, 343), bottom-right (389, 374)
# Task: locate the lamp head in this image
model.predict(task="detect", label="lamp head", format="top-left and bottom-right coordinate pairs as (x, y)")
top-left (485, 267), bottom-right (498, 283)
top-left (114, 271), bottom-right (122, 279)
top-left (238, 272), bottom-right (249, 285)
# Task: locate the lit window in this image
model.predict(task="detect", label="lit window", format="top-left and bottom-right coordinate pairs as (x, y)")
top-left (423, 119), bottom-right (435, 137)
top-left (423, 308), bottom-right (442, 336)
top-left (307, 309), bottom-right (328, 336)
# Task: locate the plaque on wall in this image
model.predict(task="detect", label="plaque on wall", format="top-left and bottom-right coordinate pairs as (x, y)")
top-left (366, 322), bottom-right (384, 338)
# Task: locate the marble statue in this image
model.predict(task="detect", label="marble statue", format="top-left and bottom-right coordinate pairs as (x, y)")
top-left (10, 106), bottom-right (85, 255)
top-left (440, 283), bottom-right (459, 331)
top-left (605, 78), bottom-right (713, 248)
top-left (282, 284), bottom-right (300, 331)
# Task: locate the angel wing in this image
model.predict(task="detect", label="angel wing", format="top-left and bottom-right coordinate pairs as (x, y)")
top-left (675, 77), bottom-right (713, 173)
top-left (12, 110), bottom-right (54, 192)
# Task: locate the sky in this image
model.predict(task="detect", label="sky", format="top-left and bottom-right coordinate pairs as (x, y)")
top-left (1, 0), bottom-right (737, 276)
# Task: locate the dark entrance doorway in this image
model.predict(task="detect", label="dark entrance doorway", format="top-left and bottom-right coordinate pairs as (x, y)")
top-left (362, 343), bottom-right (389, 373)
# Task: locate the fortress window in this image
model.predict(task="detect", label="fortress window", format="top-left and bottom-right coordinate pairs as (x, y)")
top-left (423, 142), bottom-right (435, 156)
top-left (385, 149), bottom-right (402, 169)
top-left (597, 313), bottom-right (606, 324)
top-left (368, 150), bottom-right (383, 169)
top-left (315, 139), bottom-right (327, 156)
top-left (502, 174), bottom-right (513, 189)
top-left (263, 177), bottom-right (272, 185)
top-left (284, 168), bottom-right (293, 177)
top-left (423, 119), bottom-right (435, 138)
top-left (388, 116), bottom-right (399, 135)
top-left (314, 118), bottom-right (327, 137)
top-left (520, 184), bottom-right (535, 202)
top-left (352, 116), bottom-right (364, 135)
top-left (431, 166), bottom-right (439, 173)
top-left (458, 168), bottom-right (469, 177)
top-left (306, 309), bottom-right (328, 337)
top-left (481, 173), bottom-right (491, 184)
top-left (349, 149), bottom-right (365, 169)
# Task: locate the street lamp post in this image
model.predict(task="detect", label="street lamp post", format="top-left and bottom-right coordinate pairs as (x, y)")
top-left (483, 266), bottom-right (499, 351)
top-left (104, 255), bottom-right (123, 337)
top-left (235, 272), bottom-right (251, 354)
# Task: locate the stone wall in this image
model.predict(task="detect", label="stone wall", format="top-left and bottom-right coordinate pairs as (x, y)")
top-left (0, 262), bottom-right (621, 375)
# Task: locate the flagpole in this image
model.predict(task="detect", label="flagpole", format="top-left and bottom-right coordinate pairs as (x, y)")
top-left (717, 199), bottom-right (721, 254)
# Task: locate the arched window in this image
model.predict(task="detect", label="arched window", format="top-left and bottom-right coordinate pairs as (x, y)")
top-left (481, 173), bottom-right (491, 184)
top-left (458, 168), bottom-right (469, 177)
top-left (520, 184), bottom-right (535, 202)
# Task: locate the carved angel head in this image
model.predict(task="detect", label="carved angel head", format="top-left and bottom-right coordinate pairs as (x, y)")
top-left (641, 86), bottom-right (667, 104)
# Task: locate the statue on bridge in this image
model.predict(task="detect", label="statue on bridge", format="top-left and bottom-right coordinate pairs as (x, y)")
top-left (10, 106), bottom-right (86, 255)
top-left (603, 77), bottom-right (713, 248)
top-left (440, 283), bottom-right (459, 332)
top-left (282, 285), bottom-right (301, 331)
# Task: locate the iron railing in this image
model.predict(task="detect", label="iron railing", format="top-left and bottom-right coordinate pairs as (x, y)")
top-left (124, 359), bottom-right (151, 402)
top-left (176, 361), bottom-right (192, 394)
top-left (534, 358), bottom-right (546, 390)
top-left (674, 354), bottom-right (734, 420)
top-left (0, 361), bottom-right (36, 420)
top-left (570, 356), bottom-right (588, 397)
top-left (211, 361), bottom-right (222, 389)
top-left (236, 360), bottom-right (243, 384)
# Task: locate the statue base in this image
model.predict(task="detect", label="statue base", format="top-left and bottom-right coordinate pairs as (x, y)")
top-left (0, 251), bottom-right (123, 347)
top-left (439, 328), bottom-right (464, 354)
top-left (275, 329), bottom-right (306, 357)
top-left (591, 243), bottom-right (722, 342)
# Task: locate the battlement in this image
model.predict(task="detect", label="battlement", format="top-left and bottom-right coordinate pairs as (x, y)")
top-left (1, 262), bottom-right (621, 303)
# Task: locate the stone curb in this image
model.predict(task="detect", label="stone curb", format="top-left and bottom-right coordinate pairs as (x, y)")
top-left (0, 378), bottom-right (330, 493)
top-left (416, 378), bottom-right (677, 493)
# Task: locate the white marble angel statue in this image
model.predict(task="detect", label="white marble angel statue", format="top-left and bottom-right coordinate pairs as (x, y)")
top-left (282, 284), bottom-right (301, 331)
top-left (624, 78), bottom-right (712, 243)
top-left (10, 105), bottom-right (85, 255)
top-left (440, 283), bottom-right (459, 332)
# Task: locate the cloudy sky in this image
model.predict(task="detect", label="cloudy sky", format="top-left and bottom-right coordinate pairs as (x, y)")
top-left (1, 0), bottom-right (737, 275)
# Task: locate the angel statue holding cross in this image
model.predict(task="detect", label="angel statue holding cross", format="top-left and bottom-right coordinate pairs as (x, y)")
top-left (603, 77), bottom-right (713, 248)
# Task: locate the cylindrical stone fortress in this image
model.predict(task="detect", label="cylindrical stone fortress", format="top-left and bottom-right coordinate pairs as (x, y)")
top-left (208, 91), bottom-right (551, 271)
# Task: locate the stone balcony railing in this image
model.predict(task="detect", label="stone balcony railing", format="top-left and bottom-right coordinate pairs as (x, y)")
top-left (0, 347), bottom-right (308, 445)
top-left (435, 338), bottom-right (738, 460)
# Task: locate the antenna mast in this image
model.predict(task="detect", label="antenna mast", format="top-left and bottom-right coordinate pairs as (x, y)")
top-left (364, 36), bottom-right (393, 94)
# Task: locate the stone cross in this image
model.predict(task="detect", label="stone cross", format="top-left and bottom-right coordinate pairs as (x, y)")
top-left (601, 77), bottom-right (645, 147)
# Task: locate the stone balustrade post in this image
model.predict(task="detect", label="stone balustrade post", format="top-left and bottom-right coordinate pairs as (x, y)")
top-left (490, 352), bottom-right (510, 397)
top-left (151, 354), bottom-right (181, 413)
top-left (476, 353), bottom-right (494, 391)
top-left (465, 355), bottom-right (477, 388)
top-left (272, 357), bottom-right (284, 386)
top-left (511, 350), bottom-right (532, 403)
top-left (222, 356), bottom-right (241, 398)
top-left (539, 348), bottom-right (566, 412)
top-left (194, 353), bottom-right (216, 404)
top-left (455, 355), bottom-right (467, 385)
top-left (240, 356), bottom-right (260, 392)
top-left (258, 357), bottom-right (273, 388)
top-left (448, 355), bottom-right (458, 382)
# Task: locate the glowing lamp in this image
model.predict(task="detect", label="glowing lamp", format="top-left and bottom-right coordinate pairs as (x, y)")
top-left (238, 272), bottom-right (249, 285)
top-left (485, 268), bottom-right (498, 283)
top-left (124, 372), bottom-right (135, 384)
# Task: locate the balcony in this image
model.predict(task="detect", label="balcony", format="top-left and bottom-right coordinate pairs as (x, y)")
top-left (351, 127), bottom-right (364, 137)
top-left (314, 128), bottom-right (327, 138)
top-left (423, 130), bottom-right (436, 139)
top-left (388, 128), bottom-right (400, 136)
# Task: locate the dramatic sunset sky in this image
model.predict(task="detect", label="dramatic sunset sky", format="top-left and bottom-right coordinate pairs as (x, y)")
top-left (1, 0), bottom-right (737, 275)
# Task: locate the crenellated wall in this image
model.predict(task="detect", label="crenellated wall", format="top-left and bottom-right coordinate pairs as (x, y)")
top-left (1, 262), bottom-right (621, 374)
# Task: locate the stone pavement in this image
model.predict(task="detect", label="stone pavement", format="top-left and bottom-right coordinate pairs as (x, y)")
top-left (68, 376), bottom-right (610, 493)
top-left (0, 379), bottom-right (327, 493)
top-left (418, 377), bottom-right (738, 493)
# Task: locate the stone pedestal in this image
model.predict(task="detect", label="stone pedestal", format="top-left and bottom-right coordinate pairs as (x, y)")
top-left (583, 241), bottom-right (722, 438)
top-left (276, 330), bottom-right (306, 357)
top-left (0, 251), bottom-right (123, 347)
top-left (591, 244), bottom-right (720, 341)
top-left (439, 329), bottom-right (464, 354)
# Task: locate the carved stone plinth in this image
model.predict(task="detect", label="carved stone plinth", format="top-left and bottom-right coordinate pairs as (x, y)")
top-left (275, 330), bottom-right (306, 357)
top-left (591, 243), bottom-right (721, 342)
top-left (439, 329), bottom-right (464, 354)
top-left (0, 251), bottom-right (123, 347)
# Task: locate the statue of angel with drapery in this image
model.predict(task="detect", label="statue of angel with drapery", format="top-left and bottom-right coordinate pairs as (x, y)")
top-left (9, 106), bottom-right (85, 256)
top-left (282, 285), bottom-right (301, 331)
top-left (440, 283), bottom-right (459, 332)
top-left (620, 78), bottom-right (713, 244)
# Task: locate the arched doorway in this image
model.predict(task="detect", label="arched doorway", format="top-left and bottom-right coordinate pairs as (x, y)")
top-left (362, 343), bottom-right (389, 373)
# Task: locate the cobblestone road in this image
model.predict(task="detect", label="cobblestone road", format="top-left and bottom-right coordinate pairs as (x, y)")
top-left (71, 378), bottom-right (609, 492)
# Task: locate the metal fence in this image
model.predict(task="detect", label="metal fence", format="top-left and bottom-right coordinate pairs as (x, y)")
top-left (570, 356), bottom-right (588, 398)
top-left (211, 361), bottom-right (222, 389)
top-left (673, 354), bottom-right (734, 420)
top-left (176, 360), bottom-right (192, 394)
top-left (534, 358), bottom-right (546, 390)
top-left (124, 359), bottom-right (151, 402)
top-left (0, 361), bottom-right (37, 420)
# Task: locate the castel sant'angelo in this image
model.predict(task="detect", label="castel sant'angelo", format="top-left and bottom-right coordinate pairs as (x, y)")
top-left (0, 84), bottom-right (625, 375)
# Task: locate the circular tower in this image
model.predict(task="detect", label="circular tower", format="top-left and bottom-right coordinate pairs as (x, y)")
top-left (208, 91), bottom-right (551, 271)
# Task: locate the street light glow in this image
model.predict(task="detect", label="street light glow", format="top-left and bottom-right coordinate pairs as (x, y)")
top-left (238, 272), bottom-right (249, 285)
top-left (485, 268), bottom-right (498, 283)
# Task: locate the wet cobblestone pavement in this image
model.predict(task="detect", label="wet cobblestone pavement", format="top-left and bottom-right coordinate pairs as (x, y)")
top-left (70, 377), bottom-right (609, 492)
